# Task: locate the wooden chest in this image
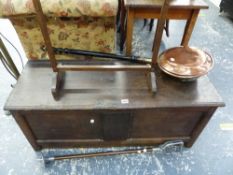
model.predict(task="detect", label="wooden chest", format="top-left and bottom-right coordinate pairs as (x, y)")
top-left (4, 61), bottom-right (224, 150)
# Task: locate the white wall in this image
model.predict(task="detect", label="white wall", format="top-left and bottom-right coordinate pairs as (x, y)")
top-left (0, 19), bottom-right (28, 73)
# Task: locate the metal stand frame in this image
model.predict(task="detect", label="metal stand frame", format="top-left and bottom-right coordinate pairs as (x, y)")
top-left (0, 36), bottom-right (20, 79)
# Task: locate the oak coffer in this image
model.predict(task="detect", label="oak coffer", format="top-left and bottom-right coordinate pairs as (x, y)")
top-left (4, 61), bottom-right (224, 150)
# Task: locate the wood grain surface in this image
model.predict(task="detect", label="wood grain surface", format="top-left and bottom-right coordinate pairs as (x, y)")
top-left (4, 60), bottom-right (224, 111)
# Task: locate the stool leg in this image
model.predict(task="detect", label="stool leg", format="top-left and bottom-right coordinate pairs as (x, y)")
top-left (149, 19), bottom-right (154, 32)
top-left (120, 0), bottom-right (126, 51)
top-left (181, 9), bottom-right (199, 46)
top-left (117, 0), bottom-right (121, 32)
top-left (143, 19), bottom-right (147, 27)
top-left (165, 19), bottom-right (170, 37)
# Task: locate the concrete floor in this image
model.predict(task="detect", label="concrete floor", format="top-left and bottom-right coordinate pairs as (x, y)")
top-left (210, 0), bottom-right (221, 7)
top-left (1, 0), bottom-right (233, 174)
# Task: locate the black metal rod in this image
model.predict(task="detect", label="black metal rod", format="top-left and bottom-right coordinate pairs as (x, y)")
top-left (55, 48), bottom-right (134, 59)
top-left (45, 47), bottom-right (150, 64)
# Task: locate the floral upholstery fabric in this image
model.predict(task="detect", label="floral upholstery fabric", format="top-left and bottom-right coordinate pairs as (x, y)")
top-left (0, 0), bottom-right (118, 17)
top-left (0, 0), bottom-right (117, 59)
top-left (10, 16), bottom-right (116, 59)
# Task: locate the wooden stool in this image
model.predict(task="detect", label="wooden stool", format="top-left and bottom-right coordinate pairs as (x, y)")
top-left (119, 0), bottom-right (208, 56)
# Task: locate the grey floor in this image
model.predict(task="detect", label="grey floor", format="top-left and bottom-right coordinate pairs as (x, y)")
top-left (1, 0), bottom-right (233, 174)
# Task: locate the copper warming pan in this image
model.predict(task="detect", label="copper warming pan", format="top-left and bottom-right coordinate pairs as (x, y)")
top-left (157, 46), bottom-right (214, 80)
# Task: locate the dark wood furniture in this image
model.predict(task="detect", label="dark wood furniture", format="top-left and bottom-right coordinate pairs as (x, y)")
top-left (4, 60), bottom-right (224, 151)
top-left (220, 0), bottom-right (233, 18)
top-left (120, 0), bottom-right (209, 56)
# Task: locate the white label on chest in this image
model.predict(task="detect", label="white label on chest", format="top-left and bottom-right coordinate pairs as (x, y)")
top-left (121, 99), bottom-right (129, 104)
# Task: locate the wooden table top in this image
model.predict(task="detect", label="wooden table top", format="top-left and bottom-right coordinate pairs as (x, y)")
top-left (4, 60), bottom-right (224, 111)
top-left (125, 0), bottom-right (208, 9)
